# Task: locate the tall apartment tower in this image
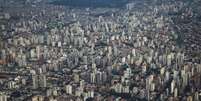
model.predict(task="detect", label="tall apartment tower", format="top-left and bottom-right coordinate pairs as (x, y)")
top-left (32, 74), bottom-right (47, 89)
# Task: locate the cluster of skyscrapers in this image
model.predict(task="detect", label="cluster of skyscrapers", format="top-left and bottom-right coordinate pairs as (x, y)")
top-left (0, 0), bottom-right (200, 101)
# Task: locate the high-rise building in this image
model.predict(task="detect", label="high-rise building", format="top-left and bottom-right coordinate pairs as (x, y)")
top-left (174, 88), bottom-right (178, 98)
top-left (65, 85), bottom-right (73, 95)
top-left (32, 75), bottom-right (39, 89)
top-left (39, 75), bottom-right (47, 88)
top-left (32, 74), bottom-right (47, 89)
top-left (0, 93), bottom-right (7, 101)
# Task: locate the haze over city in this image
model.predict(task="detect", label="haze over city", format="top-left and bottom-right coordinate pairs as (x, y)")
top-left (0, 0), bottom-right (200, 101)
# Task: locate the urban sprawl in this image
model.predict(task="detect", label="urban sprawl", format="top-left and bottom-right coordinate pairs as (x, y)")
top-left (0, 0), bottom-right (200, 101)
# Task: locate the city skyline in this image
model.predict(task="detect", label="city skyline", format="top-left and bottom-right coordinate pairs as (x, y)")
top-left (0, 0), bottom-right (200, 101)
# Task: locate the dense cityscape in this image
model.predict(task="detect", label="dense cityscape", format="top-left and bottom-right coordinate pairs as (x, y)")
top-left (0, 0), bottom-right (200, 101)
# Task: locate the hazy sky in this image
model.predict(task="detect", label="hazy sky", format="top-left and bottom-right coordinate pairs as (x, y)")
top-left (51, 0), bottom-right (130, 8)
